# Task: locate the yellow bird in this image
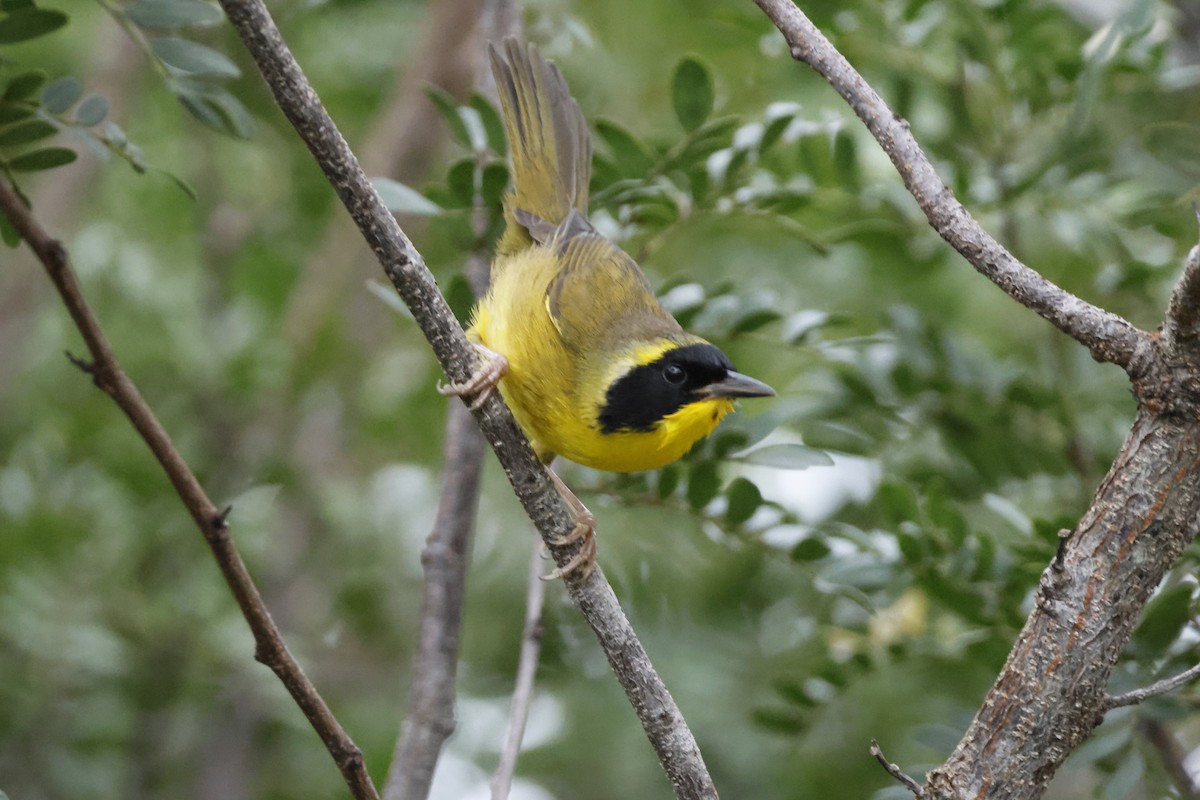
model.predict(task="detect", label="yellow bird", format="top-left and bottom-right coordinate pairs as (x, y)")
top-left (443, 40), bottom-right (775, 573)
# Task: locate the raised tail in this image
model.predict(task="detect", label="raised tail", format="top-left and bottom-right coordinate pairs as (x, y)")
top-left (489, 39), bottom-right (592, 256)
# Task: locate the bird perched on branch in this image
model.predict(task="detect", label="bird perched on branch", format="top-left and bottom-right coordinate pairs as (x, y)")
top-left (441, 39), bottom-right (775, 576)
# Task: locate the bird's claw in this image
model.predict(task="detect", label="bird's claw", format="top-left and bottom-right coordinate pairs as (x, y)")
top-left (540, 467), bottom-right (598, 580)
top-left (438, 344), bottom-right (509, 410)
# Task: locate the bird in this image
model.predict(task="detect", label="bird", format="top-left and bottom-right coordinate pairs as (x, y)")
top-left (441, 39), bottom-right (775, 576)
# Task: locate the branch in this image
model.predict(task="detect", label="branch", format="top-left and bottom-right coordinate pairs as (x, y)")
top-left (215, 1), bottom-right (717, 796)
top-left (0, 180), bottom-right (379, 800)
top-left (1106, 661), bottom-right (1200, 710)
top-left (383, 404), bottom-right (486, 800)
top-left (751, 0), bottom-right (1149, 372)
top-left (491, 539), bottom-right (549, 799)
top-left (870, 740), bottom-right (924, 799)
top-left (749, 4), bottom-right (1200, 799)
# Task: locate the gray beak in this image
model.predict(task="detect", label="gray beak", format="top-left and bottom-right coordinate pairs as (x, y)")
top-left (702, 370), bottom-right (776, 399)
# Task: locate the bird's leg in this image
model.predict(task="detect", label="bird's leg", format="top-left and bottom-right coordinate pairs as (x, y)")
top-left (437, 343), bottom-right (509, 410)
top-left (541, 467), bottom-right (597, 581)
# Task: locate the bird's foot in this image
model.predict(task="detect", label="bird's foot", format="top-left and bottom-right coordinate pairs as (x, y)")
top-left (541, 468), bottom-right (598, 581)
top-left (437, 344), bottom-right (509, 410)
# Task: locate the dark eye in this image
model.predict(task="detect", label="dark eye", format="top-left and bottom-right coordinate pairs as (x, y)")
top-left (663, 364), bottom-right (686, 385)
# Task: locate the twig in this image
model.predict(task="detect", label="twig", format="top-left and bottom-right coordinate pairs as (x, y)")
top-left (1106, 661), bottom-right (1200, 709)
top-left (870, 740), bottom-right (925, 799)
top-left (384, 403), bottom-right (487, 800)
top-left (215, 1), bottom-right (718, 796)
top-left (491, 538), bottom-right (549, 800)
top-left (0, 180), bottom-right (379, 800)
top-left (1138, 718), bottom-right (1200, 800)
top-left (750, 0), bottom-right (1149, 373)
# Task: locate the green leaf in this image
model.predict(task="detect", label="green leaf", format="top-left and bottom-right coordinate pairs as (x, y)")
top-left (725, 477), bottom-right (762, 524)
top-left (469, 92), bottom-right (506, 154)
top-left (371, 177), bottom-right (442, 216)
top-left (40, 76), bottom-right (83, 114)
top-left (176, 85), bottom-right (255, 138)
top-left (0, 7), bottom-right (68, 44)
top-left (595, 119), bottom-right (654, 177)
top-left (425, 86), bottom-right (471, 149)
top-left (733, 444), bottom-right (833, 470)
top-left (1132, 583), bottom-right (1193, 651)
top-left (671, 56), bottom-right (714, 133)
top-left (759, 111), bottom-right (794, 154)
top-left (729, 308), bottom-right (781, 336)
top-left (74, 94), bottom-right (109, 127)
top-left (125, 0), bottom-right (224, 29)
top-left (791, 537), bottom-right (830, 561)
top-left (7, 146), bottom-right (76, 172)
top-left (152, 37), bottom-right (240, 78)
top-left (686, 460), bottom-right (721, 510)
top-left (443, 157), bottom-right (476, 207)
top-left (800, 420), bottom-right (874, 455)
top-left (3, 70), bottom-right (45, 102)
top-left (657, 464), bottom-right (680, 499)
top-left (0, 118), bottom-right (56, 146)
top-left (0, 102), bottom-right (34, 124)
top-left (444, 273), bottom-right (475, 324)
top-left (0, 210), bottom-right (19, 247)
top-left (480, 161), bottom-right (508, 208)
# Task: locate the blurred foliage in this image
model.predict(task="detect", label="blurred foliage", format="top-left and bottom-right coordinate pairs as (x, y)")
top-left (2, 0), bottom-right (1200, 799)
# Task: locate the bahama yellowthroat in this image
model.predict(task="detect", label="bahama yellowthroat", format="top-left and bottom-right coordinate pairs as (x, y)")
top-left (442, 40), bottom-right (774, 573)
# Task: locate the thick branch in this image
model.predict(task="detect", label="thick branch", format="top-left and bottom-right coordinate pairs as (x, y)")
top-left (923, 409), bottom-right (1200, 799)
top-left (215, 1), bottom-right (717, 796)
top-left (0, 180), bottom-right (379, 800)
top-left (751, 0), bottom-right (1148, 371)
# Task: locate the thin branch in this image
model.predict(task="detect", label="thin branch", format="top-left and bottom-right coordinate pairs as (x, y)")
top-left (1138, 718), bottom-right (1200, 800)
top-left (491, 539), bottom-right (549, 800)
top-left (215, 1), bottom-right (718, 796)
top-left (751, 0), bottom-right (1149, 372)
top-left (384, 403), bottom-right (486, 800)
top-left (1106, 661), bottom-right (1200, 710)
top-left (0, 179), bottom-right (379, 800)
top-left (870, 740), bottom-right (925, 799)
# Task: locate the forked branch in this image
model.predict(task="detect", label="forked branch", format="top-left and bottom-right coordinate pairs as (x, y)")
top-left (751, 0), bottom-right (1149, 372)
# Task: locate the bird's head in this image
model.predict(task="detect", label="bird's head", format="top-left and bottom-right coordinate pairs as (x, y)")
top-left (596, 340), bottom-right (775, 442)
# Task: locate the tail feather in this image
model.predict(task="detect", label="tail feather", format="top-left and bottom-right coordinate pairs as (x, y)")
top-left (489, 39), bottom-right (592, 256)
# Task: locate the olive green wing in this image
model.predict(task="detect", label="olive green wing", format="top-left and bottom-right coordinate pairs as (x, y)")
top-left (545, 232), bottom-right (681, 353)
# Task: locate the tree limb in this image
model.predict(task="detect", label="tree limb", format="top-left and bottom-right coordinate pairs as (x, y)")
top-left (215, 1), bottom-right (717, 796)
top-left (750, 3), bottom-right (1200, 799)
top-left (0, 180), bottom-right (379, 800)
top-left (751, 0), bottom-right (1150, 373)
top-left (491, 539), bottom-right (549, 800)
